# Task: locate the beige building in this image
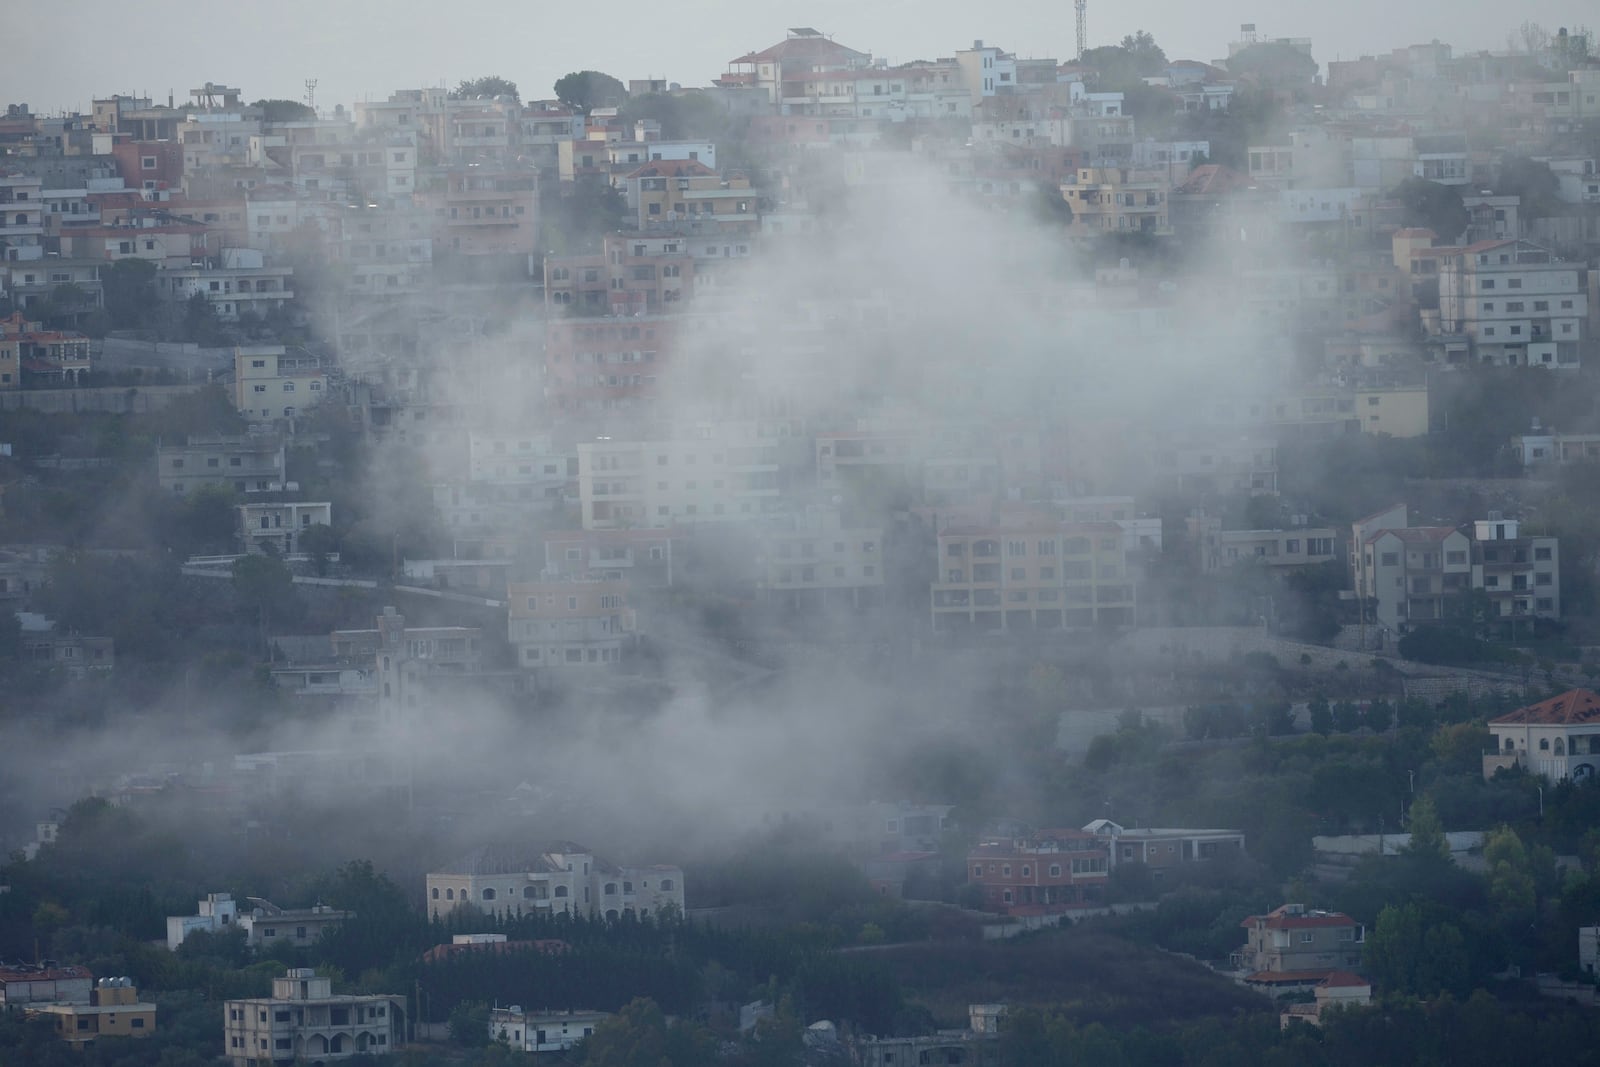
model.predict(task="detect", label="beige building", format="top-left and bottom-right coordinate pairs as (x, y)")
top-left (238, 901), bottom-right (351, 949)
top-left (224, 969), bottom-right (403, 1066)
top-left (932, 518), bottom-right (1136, 632)
top-left (1064, 166), bottom-right (1172, 236)
top-left (426, 843), bottom-right (684, 922)
top-left (507, 577), bottom-right (633, 672)
top-left (489, 1008), bottom-right (610, 1053)
top-left (1233, 904), bottom-right (1365, 975)
top-left (1083, 820), bottom-right (1246, 875)
top-left (1484, 689), bottom-right (1600, 783)
top-left (1280, 972), bottom-right (1373, 1028)
top-left (233, 345), bottom-right (329, 421)
top-left (623, 159), bottom-right (756, 234)
top-left (33, 978), bottom-right (155, 1050)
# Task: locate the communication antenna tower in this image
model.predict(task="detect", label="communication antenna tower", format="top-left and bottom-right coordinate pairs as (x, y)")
top-left (303, 79), bottom-right (318, 113)
top-left (1075, 0), bottom-right (1087, 59)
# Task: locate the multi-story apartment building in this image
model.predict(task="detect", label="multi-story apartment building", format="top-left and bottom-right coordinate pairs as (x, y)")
top-left (1470, 515), bottom-right (1560, 623)
top-left (1484, 688), bottom-right (1600, 783)
top-left (421, 164), bottom-right (538, 263)
top-left (545, 232), bottom-right (694, 316)
top-left (233, 346), bottom-right (329, 421)
top-left (237, 902), bottom-right (351, 949)
top-left (1356, 524), bottom-right (1471, 632)
top-left (753, 509), bottom-right (884, 608)
top-left (623, 160), bottom-right (758, 235)
top-left (1155, 437), bottom-right (1278, 495)
top-left (967, 830), bottom-right (1109, 914)
top-left (1351, 505), bottom-right (1558, 631)
top-left (543, 528), bottom-right (677, 587)
top-left (426, 843), bottom-right (683, 921)
top-left (544, 313), bottom-right (678, 412)
top-left (224, 969), bottom-right (403, 1066)
top-left (1064, 166), bottom-right (1171, 236)
top-left (1188, 515), bottom-right (1338, 575)
top-left (155, 248), bottom-right (294, 322)
top-left (466, 431), bottom-right (573, 498)
top-left (0, 171), bottom-right (46, 262)
top-left (157, 434), bottom-right (286, 495)
top-left (576, 432), bottom-right (783, 530)
top-left (507, 577), bottom-right (633, 672)
top-left (1233, 905), bottom-right (1365, 974)
top-left (933, 518), bottom-right (1136, 632)
top-left (334, 606), bottom-right (485, 727)
top-left (1437, 239), bottom-right (1586, 368)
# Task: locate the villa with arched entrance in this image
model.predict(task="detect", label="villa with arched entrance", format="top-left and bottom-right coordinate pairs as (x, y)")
top-left (1484, 689), bottom-right (1600, 782)
top-left (223, 968), bottom-right (404, 1066)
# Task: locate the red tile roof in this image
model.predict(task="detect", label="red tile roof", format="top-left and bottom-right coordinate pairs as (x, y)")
top-left (1242, 905), bottom-right (1358, 930)
top-left (625, 159), bottom-right (717, 180)
top-left (1319, 971), bottom-right (1371, 988)
top-left (1491, 689), bottom-right (1600, 726)
top-left (1244, 969), bottom-right (1342, 985)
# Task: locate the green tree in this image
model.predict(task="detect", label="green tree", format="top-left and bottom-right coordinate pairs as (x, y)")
top-left (1365, 902), bottom-right (1471, 997)
top-left (1495, 154), bottom-right (1562, 219)
top-left (298, 523), bottom-right (338, 576)
top-left (231, 553), bottom-right (299, 627)
top-left (555, 71), bottom-right (626, 113)
top-left (252, 99), bottom-right (317, 123)
top-left (454, 76), bottom-right (520, 103)
top-left (177, 484), bottom-right (240, 555)
top-left (580, 997), bottom-right (671, 1067)
top-left (1333, 700), bottom-right (1362, 734)
top-left (1226, 41), bottom-right (1319, 85)
top-left (1367, 699), bottom-right (1395, 734)
top-left (101, 258), bottom-right (159, 330)
top-left (1483, 826), bottom-right (1538, 913)
top-left (1403, 795), bottom-right (1449, 862)
top-left (1390, 178), bottom-right (1469, 243)
top-left (450, 1000), bottom-right (492, 1047)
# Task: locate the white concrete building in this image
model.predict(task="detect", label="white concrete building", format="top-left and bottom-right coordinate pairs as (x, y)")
top-left (166, 893), bottom-right (240, 950)
top-left (1484, 689), bottom-right (1600, 783)
top-left (1437, 239), bottom-right (1585, 368)
top-left (507, 577), bottom-right (633, 672)
top-left (237, 901), bottom-right (351, 949)
top-left (489, 1008), bottom-right (610, 1053)
top-left (426, 843), bottom-right (684, 921)
top-left (237, 500), bottom-right (332, 555)
top-left (578, 432), bottom-right (782, 530)
top-left (955, 41), bottom-right (1018, 101)
top-left (233, 346), bottom-right (329, 421)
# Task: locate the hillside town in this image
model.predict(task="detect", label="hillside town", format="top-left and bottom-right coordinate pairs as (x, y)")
top-left (3, 12), bottom-right (1600, 1067)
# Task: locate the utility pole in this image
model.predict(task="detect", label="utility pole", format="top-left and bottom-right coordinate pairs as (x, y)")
top-left (1075, 0), bottom-right (1088, 60)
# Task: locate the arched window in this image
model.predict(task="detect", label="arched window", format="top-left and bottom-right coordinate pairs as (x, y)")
top-left (554, 885), bottom-right (569, 898)
top-left (482, 888), bottom-right (496, 901)
top-left (605, 909), bottom-right (619, 922)
top-left (659, 879), bottom-right (674, 892)
top-left (446, 888), bottom-right (455, 900)
top-left (1556, 737), bottom-right (1567, 755)
top-left (1504, 737), bottom-right (1515, 752)
top-left (431, 888), bottom-right (439, 900)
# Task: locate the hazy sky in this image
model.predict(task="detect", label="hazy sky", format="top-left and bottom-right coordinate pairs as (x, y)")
top-left (8, 1), bottom-right (1582, 115)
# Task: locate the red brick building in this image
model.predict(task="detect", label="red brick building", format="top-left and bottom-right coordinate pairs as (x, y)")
top-left (967, 830), bottom-right (1109, 914)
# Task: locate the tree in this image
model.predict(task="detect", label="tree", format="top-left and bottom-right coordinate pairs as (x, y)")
top-left (182, 291), bottom-right (226, 345)
top-left (554, 71), bottom-right (626, 113)
top-left (1226, 42), bottom-right (1319, 86)
top-left (450, 1001), bottom-right (492, 1047)
top-left (1081, 32), bottom-right (1168, 85)
top-left (1333, 700), bottom-right (1362, 734)
top-left (454, 76), bottom-right (520, 103)
top-left (1365, 902), bottom-right (1471, 997)
top-left (101, 257), bottom-right (159, 330)
top-left (252, 99), bottom-right (316, 123)
top-left (298, 523), bottom-right (338, 576)
top-left (1403, 795), bottom-right (1450, 862)
top-left (580, 997), bottom-right (670, 1067)
top-left (1390, 178), bottom-right (1469, 243)
top-left (231, 553), bottom-right (299, 629)
top-left (1367, 699), bottom-right (1395, 734)
top-left (1495, 155), bottom-right (1562, 219)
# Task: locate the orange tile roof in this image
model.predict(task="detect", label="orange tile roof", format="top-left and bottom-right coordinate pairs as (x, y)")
top-left (1491, 689), bottom-right (1600, 726)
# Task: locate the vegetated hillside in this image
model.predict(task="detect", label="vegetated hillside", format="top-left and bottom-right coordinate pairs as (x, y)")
top-left (876, 926), bottom-right (1268, 1027)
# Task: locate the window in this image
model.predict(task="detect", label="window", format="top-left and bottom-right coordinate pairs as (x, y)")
top-left (483, 888), bottom-right (496, 900)
top-left (1049, 864), bottom-right (1061, 877)
top-left (1300, 931), bottom-right (1315, 943)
